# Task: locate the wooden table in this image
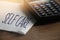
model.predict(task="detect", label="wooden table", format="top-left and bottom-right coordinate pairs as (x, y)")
top-left (0, 22), bottom-right (60, 40)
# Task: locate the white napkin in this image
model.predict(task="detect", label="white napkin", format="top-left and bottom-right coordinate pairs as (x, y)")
top-left (0, 1), bottom-right (35, 35)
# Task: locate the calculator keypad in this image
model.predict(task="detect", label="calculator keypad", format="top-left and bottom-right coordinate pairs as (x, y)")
top-left (50, 0), bottom-right (60, 12)
top-left (30, 0), bottom-right (60, 17)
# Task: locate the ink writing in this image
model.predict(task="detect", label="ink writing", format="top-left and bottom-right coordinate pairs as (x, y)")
top-left (2, 13), bottom-right (30, 28)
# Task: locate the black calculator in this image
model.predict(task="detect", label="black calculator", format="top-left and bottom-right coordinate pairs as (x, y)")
top-left (23, 0), bottom-right (60, 24)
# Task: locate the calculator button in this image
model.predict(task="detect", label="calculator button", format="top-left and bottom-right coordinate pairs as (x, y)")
top-left (31, 3), bottom-right (40, 9)
top-left (54, 4), bottom-right (58, 6)
top-left (54, 11), bottom-right (58, 13)
top-left (54, 5), bottom-right (60, 11)
top-left (52, 9), bottom-right (56, 11)
top-left (50, 0), bottom-right (54, 3)
top-left (41, 13), bottom-right (46, 16)
top-left (40, 13), bottom-right (46, 16)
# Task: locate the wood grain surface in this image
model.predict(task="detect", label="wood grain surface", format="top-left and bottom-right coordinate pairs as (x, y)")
top-left (0, 22), bottom-right (60, 40)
